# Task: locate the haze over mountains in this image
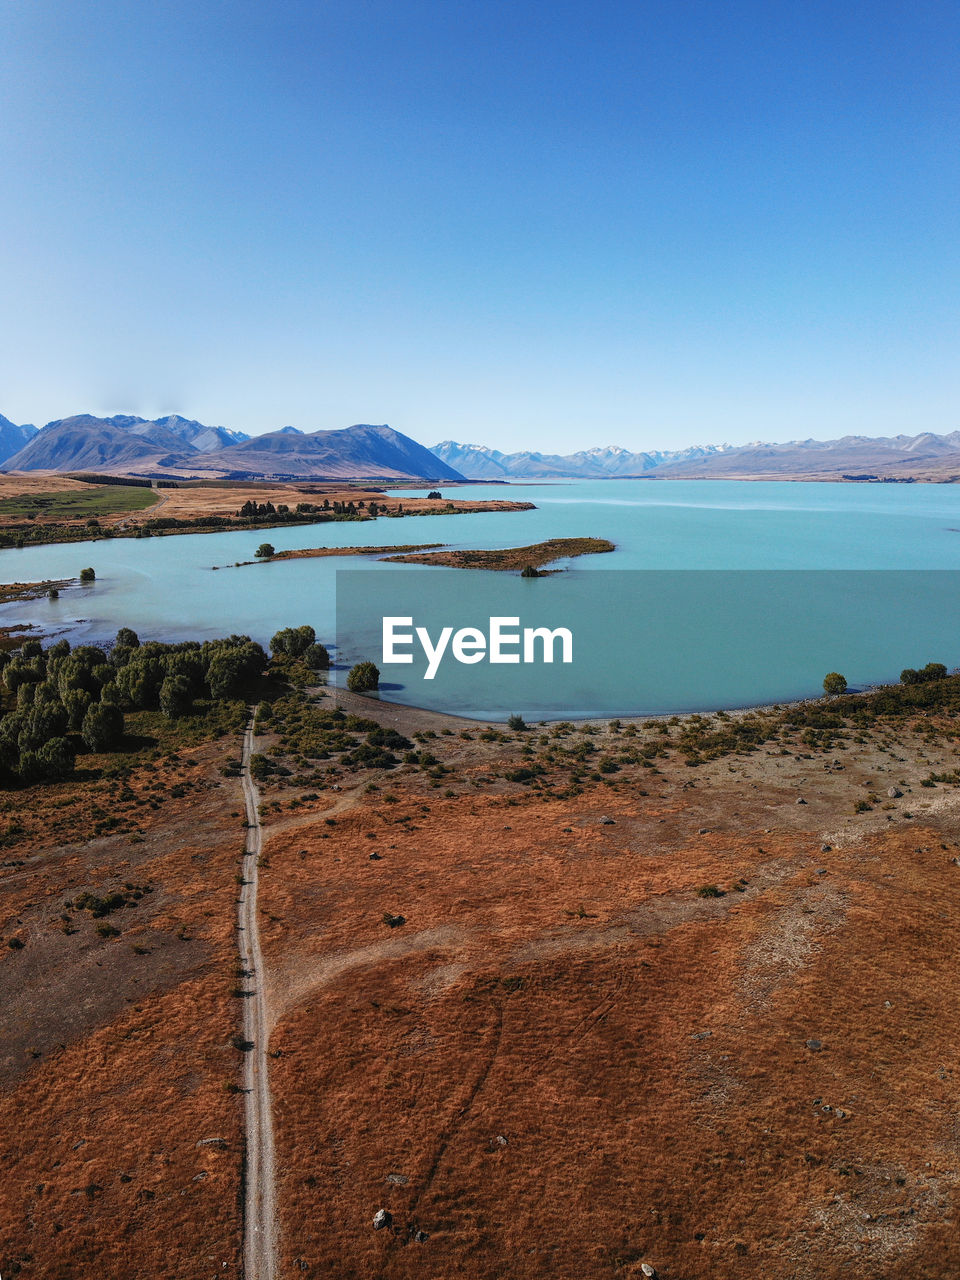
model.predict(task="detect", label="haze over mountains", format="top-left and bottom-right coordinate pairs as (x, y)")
top-left (4, 409), bottom-right (960, 482)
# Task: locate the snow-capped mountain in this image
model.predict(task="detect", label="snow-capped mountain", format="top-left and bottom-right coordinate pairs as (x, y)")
top-left (430, 440), bottom-right (733, 479)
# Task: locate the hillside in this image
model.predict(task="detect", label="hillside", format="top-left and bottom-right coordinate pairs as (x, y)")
top-left (3, 416), bottom-right (192, 473)
top-left (0, 415), bottom-right (38, 466)
top-left (208, 424), bottom-right (465, 480)
top-left (3, 415), bottom-right (465, 482)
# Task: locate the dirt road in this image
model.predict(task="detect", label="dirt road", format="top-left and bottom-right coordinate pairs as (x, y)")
top-left (239, 712), bottom-right (277, 1280)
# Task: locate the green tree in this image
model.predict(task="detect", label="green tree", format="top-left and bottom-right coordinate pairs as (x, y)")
top-left (115, 655), bottom-right (164, 708)
top-left (303, 642), bottom-right (330, 670)
top-left (347, 661), bottom-right (380, 692)
top-left (270, 624), bottom-right (316, 658)
top-left (255, 543), bottom-right (275, 559)
top-left (81, 702), bottom-right (124, 752)
top-left (162, 649), bottom-right (205, 693)
top-left (115, 626), bottom-right (140, 649)
top-left (99, 682), bottom-right (122, 708)
top-left (109, 644), bottom-right (137, 669)
top-left (5, 657), bottom-right (44, 694)
top-left (62, 687), bottom-right (93, 730)
top-left (18, 701), bottom-right (68, 751)
top-left (159, 674), bottom-right (192, 719)
top-left (204, 639), bottom-right (265, 699)
top-left (47, 639), bottom-right (71, 662)
top-left (79, 567), bottom-right (96, 582)
top-left (37, 736), bottom-right (75, 780)
top-left (922, 662), bottom-right (948, 682)
top-left (16, 681), bottom-right (36, 709)
top-left (822, 672), bottom-right (847, 696)
top-left (900, 668), bottom-right (921, 686)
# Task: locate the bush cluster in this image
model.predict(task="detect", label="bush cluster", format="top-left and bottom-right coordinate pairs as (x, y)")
top-left (0, 628), bottom-right (266, 785)
top-left (900, 662), bottom-right (949, 686)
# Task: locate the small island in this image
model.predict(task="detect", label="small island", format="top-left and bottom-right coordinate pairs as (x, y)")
top-left (215, 543), bottom-right (447, 568)
top-left (382, 536), bottom-right (615, 571)
top-left (217, 537), bottom-right (615, 572)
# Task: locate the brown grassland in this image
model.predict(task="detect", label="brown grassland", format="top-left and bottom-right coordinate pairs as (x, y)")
top-left (3, 670), bottom-right (960, 1278)
top-left (0, 474), bottom-right (533, 541)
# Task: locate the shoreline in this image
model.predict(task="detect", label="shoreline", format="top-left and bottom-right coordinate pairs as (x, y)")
top-left (0, 594), bottom-right (926, 728)
top-left (321, 671), bottom-right (893, 731)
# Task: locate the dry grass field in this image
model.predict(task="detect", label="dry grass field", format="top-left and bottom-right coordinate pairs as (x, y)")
top-left (0, 473), bottom-right (531, 539)
top-left (0, 726), bottom-right (248, 1279)
top-left (3, 676), bottom-right (960, 1278)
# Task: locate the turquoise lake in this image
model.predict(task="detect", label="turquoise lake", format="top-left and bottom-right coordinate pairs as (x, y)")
top-left (4, 479), bottom-right (960, 719)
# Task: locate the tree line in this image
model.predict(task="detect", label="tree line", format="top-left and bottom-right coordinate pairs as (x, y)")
top-left (0, 622), bottom-right (343, 787)
top-left (0, 630), bottom-right (267, 784)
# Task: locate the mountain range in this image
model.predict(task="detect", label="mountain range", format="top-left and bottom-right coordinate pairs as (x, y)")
top-left (429, 440), bottom-right (734, 479)
top-left (1, 415), bottom-right (463, 481)
top-left (4, 409), bottom-right (960, 482)
top-left (431, 432), bottom-right (960, 481)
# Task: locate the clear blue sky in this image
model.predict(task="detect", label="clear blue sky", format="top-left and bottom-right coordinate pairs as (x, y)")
top-left (1, 0), bottom-right (957, 452)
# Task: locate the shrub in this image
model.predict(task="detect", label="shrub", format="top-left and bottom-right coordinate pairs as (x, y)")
top-left (520, 565), bottom-right (540, 578)
top-left (504, 764), bottom-right (544, 783)
top-left (507, 713), bottom-right (527, 731)
top-left (81, 701), bottom-right (124, 752)
top-left (303, 642), bottom-right (330, 669)
top-left (822, 672), bottom-right (847, 696)
top-left (270, 624), bottom-right (316, 657)
top-left (79, 567), bottom-right (96, 582)
top-left (347, 661), bottom-right (380, 692)
top-left (249, 753), bottom-right (275, 781)
top-left (255, 543), bottom-right (275, 558)
top-left (37, 736), bottom-right (75, 779)
top-left (697, 884), bottom-right (725, 898)
top-left (159, 674), bottom-right (192, 719)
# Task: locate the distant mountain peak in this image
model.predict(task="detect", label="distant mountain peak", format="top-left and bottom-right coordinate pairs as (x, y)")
top-left (0, 414), bottom-right (39, 466)
top-left (276, 425), bottom-right (303, 434)
top-left (431, 431), bottom-right (960, 480)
